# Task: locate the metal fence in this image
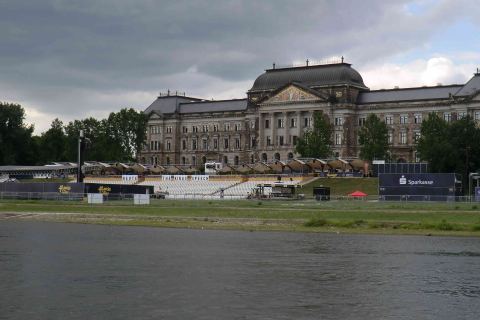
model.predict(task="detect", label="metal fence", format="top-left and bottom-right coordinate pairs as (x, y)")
top-left (0, 191), bottom-right (479, 204)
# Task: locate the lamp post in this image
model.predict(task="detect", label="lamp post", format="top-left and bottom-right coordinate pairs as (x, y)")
top-left (77, 130), bottom-right (85, 183)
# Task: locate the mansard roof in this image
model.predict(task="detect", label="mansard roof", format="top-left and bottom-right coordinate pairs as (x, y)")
top-left (357, 85), bottom-right (462, 104)
top-left (179, 99), bottom-right (247, 114)
top-left (454, 73), bottom-right (480, 97)
top-left (144, 95), bottom-right (202, 114)
top-left (249, 62), bottom-right (368, 92)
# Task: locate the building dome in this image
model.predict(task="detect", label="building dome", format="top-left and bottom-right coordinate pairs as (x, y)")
top-left (249, 63), bottom-right (368, 92)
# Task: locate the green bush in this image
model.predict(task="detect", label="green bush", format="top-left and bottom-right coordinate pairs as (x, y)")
top-left (304, 218), bottom-right (328, 227)
top-left (436, 220), bottom-right (454, 231)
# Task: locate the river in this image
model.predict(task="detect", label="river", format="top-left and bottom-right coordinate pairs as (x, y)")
top-left (1, 221), bottom-right (479, 319)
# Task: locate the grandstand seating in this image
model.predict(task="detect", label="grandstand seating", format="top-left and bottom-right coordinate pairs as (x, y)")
top-left (84, 175), bottom-right (306, 199)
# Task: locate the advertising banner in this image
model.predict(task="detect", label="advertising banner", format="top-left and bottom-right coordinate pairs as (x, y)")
top-left (379, 173), bottom-right (458, 201)
top-left (0, 182), bottom-right (84, 200)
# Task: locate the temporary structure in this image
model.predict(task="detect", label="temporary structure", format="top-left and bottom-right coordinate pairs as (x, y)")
top-left (349, 190), bottom-right (368, 197)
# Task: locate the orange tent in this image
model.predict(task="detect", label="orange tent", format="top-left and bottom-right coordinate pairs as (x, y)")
top-left (349, 191), bottom-right (368, 197)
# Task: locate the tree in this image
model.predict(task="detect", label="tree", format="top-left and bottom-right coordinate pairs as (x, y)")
top-left (416, 113), bottom-right (456, 173)
top-left (37, 118), bottom-right (67, 163)
top-left (358, 114), bottom-right (389, 161)
top-left (295, 111), bottom-right (332, 158)
top-left (104, 108), bottom-right (147, 161)
top-left (417, 113), bottom-right (480, 187)
top-left (0, 102), bottom-right (36, 165)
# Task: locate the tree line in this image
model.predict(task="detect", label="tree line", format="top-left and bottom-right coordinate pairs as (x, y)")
top-left (0, 102), bottom-right (147, 165)
top-left (295, 111), bottom-right (480, 180)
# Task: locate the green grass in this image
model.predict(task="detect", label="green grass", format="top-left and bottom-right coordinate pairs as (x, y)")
top-left (301, 177), bottom-right (378, 197)
top-left (2, 198), bottom-right (480, 236)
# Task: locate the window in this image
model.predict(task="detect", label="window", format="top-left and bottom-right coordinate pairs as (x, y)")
top-left (235, 138), bottom-right (240, 149)
top-left (251, 137), bottom-right (256, 148)
top-left (278, 135), bottom-right (284, 146)
top-left (358, 117), bottom-right (366, 126)
top-left (261, 153), bottom-right (267, 162)
top-left (192, 126), bottom-right (198, 133)
top-left (150, 141), bottom-right (154, 151)
top-left (234, 123), bottom-right (240, 131)
top-left (400, 115), bottom-right (408, 124)
top-left (181, 157), bottom-right (186, 165)
top-left (290, 118), bottom-right (297, 128)
top-left (475, 111), bottom-right (480, 121)
top-left (213, 124), bottom-right (218, 132)
top-left (202, 125), bottom-right (208, 132)
top-left (400, 132), bottom-right (407, 144)
top-left (224, 138), bottom-right (229, 149)
top-left (385, 116), bottom-right (393, 125)
top-left (334, 117), bottom-right (343, 126)
top-left (213, 139), bottom-right (218, 149)
top-left (292, 136), bottom-right (298, 145)
top-left (223, 156), bottom-right (228, 164)
top-left (304, 117), bottom-right (312, 127)
top-left (192, 139), bottom-right (197, 150)
top-left (414, 131), bottom-right (421, 143)
top-left (388, 132), bottom-right (393, 144)
top-left (335, 133), bottom-right (343, 145)
top-left (414, 114), bottom-right (422, 124)
top-left (414, 152), bottom-right (420, 163)
top-left (458, 111), bottom-right (467, 119)
top-left (443, 112), bottom-right (451, 123)
top-left (182, 140), bottom-right (186, 150)
top-left (234, 156), bottom-right (239, 165)
top-left (182, 126), bottom-right (188, 133)
top-left (166, 140), bottom-right (171, 151)
top-left (225, 123), bottom-right (230, 131)
top-left (202, 139), bottom-right (208, 150)
top-left (166, 126), bottom-right (173, 133)
top-left (266, 136), bottom-right (271, 146)
top-left (192, 156), bottom-right (196, 165)
top-left (166, 157), bottom-right (170, 165)
top-left (265, 119), bottom-right (270, 129)
top-left (277, 118), bottom-right (284, 128)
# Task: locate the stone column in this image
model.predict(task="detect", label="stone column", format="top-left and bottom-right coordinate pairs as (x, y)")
top-left (284, 112), bottom-right (289, 146)
top-left (259, 113), bottom-right (264, 149)
top-left (271, 113), bottom-right (276, 147)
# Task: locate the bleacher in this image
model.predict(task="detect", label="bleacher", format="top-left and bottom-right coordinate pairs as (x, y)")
top-left (84, 175), bottom-right (307, 200)
top-left (138, 176), bottom-right (240, 199)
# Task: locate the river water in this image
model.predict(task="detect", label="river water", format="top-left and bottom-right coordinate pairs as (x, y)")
top-left (1, 221), bottom-right (480, 319)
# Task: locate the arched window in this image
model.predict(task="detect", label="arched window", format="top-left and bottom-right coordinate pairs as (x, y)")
top-left (261, 153), bottom-right (267, 162)
top-left (287, 152), bottom-right (294, 160)
top-left (274, 153), bottom-right (280, 161)
top-left (166, 157), bottom-right (170, 165)
top-left (234, 156), bottom-right (239, 165)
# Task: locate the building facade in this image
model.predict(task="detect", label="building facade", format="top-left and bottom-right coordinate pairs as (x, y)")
top-left (139, 61), bottom-right (480, 166)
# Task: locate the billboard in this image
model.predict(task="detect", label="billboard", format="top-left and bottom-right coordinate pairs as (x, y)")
top-left (0, 182), bottom-right (84, 200)
top-left (84, 183), bottom-right (154, 197)
top-left (379, 173), bottom-right (461, 201)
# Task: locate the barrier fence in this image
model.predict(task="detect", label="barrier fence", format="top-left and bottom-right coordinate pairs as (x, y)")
top-left (0, 192), bottom-right (479, 203)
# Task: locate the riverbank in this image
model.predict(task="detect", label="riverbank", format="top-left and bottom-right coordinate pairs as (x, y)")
top-left (1, 199), bottom-right (480, 236)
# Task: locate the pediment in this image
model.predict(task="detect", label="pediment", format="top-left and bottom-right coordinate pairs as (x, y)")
top-left (149, 112), bottom-right (162, 119)
top-left (263, 84), bottom-right (324, 104)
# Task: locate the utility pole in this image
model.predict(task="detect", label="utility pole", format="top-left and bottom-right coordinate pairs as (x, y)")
top-left (77, 130), bottom-right (85, 183)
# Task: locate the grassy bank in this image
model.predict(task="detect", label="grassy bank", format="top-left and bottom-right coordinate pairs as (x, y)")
top-left (2, 198), bottom-right (480, 236)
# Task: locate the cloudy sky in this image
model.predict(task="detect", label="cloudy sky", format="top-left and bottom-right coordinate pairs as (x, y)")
top-left (1, 0), bottom-right (480, 133)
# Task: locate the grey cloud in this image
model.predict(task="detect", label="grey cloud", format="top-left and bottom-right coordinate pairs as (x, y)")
top-left (0, 0), bottom-right (478, 132)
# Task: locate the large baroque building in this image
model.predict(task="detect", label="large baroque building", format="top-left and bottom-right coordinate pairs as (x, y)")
top-left (139, 61), bottom-right (480, 166)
